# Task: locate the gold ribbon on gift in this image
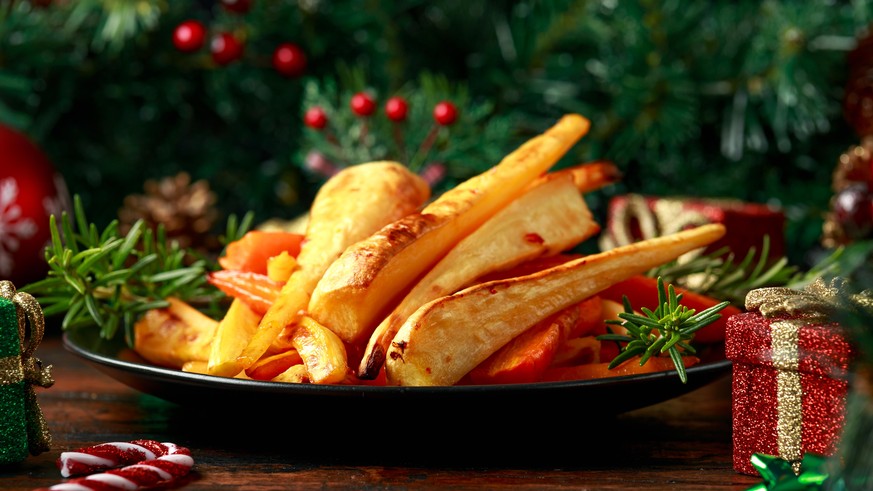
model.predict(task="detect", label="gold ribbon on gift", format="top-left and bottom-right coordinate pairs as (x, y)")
top-left (745, 277), bottom-right (872, 475)
top-left (0, 280), bottom-right (54, 456)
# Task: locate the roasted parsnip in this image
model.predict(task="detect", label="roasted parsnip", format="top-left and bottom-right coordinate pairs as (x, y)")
top-left (309, 114), bottom-right (591, 345)
top-left (385, 223), bottom-right (726, 386)
top-left (357, 172), bottom-right (600, 378)
top-left (237, 161), bottom-right (430, 370)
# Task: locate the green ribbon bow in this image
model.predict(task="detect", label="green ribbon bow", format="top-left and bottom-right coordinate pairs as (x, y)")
top-left (0, 280), bottom-right (54, 456)
top-left (745, 453), bottom-right (833, 491)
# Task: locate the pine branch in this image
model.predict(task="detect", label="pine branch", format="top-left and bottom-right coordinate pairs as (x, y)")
top-left (66, 0), bottom-right (162, 53)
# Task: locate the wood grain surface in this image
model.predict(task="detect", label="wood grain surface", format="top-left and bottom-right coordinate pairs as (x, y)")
top-left (0, 332), bottom-right (763, 490)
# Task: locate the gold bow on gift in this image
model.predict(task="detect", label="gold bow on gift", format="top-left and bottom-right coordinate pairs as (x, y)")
top-left (746, 276), bottom-right (873, 322)
top-left (744, 276), bottom-right (871, 475)
top-left (0, 280), bottom-right (54, 456)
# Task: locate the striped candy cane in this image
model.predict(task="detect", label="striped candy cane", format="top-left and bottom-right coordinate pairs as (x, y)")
top-left (39, 441), bottom-right (194, 491)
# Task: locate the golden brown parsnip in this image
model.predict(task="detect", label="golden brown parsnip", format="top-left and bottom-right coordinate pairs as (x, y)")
top-left (207, 298), bottom-right (262, 377)
top-left (309, 114), bottom-right (591, 345)
top-left (134, 297), bottom-right (218, 369)
top-left (547, 160), bottom-right (621, 193)
top-left (292, 315), bottom-right (348, 384)
top-left (357, 174), bottom-right (598, 378)
top-left (237, 161), bottom-right (430, 369)
top-left (385, 223), bottom-right (726, 386)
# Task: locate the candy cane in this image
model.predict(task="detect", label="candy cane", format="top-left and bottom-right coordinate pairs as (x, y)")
top-left (57, 440), bottom-right (175, 478)
top-left (39, 441), bottom-right (194, 491)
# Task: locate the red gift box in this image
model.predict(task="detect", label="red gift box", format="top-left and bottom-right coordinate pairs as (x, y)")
top-left (599, 194), bottom-right (786, 261)
top-left (725, 282), bottom-right (855, 475)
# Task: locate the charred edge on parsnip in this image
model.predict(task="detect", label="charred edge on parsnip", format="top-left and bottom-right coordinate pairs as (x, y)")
top-left (389, 340), bottom-right (407, 362)
top-left (364, 346), bottom-right (386, 376)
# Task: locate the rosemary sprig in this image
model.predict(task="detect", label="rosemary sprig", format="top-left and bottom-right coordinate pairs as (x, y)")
top-left (221, 210), bottom-right (255, 246)
top-left (596, 277), bottom-right (730, 383)
top-left (21, 195), bottom-right (242, 346)
top-left (647, 235), bottom-right (799, 307)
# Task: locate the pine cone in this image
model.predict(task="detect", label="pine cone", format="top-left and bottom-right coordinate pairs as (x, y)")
top-left (118, 172), bottom-right (220, 252)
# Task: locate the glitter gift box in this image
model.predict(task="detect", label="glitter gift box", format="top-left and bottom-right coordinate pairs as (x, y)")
top-left (0, 292), bottom-right (28, 464)
top-left (725, 280), bottom-right (855, 476)
top-left (0, 281), bottom-right (53, 465)
top-left (599, 194), bottom-right (786, 261)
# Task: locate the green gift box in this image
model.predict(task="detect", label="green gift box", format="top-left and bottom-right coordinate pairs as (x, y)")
top-left (0, 281), bottom-right (54, 465)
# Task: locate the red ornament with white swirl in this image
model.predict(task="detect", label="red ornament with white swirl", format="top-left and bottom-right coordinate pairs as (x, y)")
top-left (0, 123), bottom-right (70, 286)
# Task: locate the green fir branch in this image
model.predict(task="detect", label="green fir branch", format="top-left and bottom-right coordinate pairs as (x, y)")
top-left (65, 0), bottom-right (163, 53)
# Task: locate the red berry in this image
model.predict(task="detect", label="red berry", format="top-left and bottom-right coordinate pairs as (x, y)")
top-left (384, 97), bottom-right (409, 122)
top-left (304, 107), bottom-right (328, 129)
top-left (211, 33), bottom-right (244, 66)
top-left (221, 0), bottom-right (252, 14)
top-left (173, 20), bottom-right (206, 53)
top-left (350, 92), bottom-right (377, 117)
top-left (272, 43), bottom-right (307, 77)
top-left (433, 101), bottom-right (458, 125)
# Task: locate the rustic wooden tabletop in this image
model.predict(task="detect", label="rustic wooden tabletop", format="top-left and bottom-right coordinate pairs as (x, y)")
top-left (1, 333), bottom-right (765, 490)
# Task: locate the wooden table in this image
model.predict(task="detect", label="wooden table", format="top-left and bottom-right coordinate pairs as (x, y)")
top-left (2, 333), bottom-right (764, 490)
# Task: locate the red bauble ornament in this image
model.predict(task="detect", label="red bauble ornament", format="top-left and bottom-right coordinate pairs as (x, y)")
top-left (384, 97), bottom-right (409, 122)
top-left (221, 0), bottom-right (252, 14)
top-left (210, 33), bottom-right (244, 66)
top-left (272, 43), bottom-right (307, 77)
top-left (350, 92), bottom-right (377, 117)
top-left (172, 20), bottom-right (206, 53)
top-left (832, 183), bottom-right (873, 239)
top-left (304, 107), bottom-right (328, 129)
top-left (0, 124), bottom-right (70, 286)
top-left (433, 101), bottom-right (458, 126)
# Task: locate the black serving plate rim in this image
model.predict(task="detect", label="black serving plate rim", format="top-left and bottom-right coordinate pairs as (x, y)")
top-left (63, 329), bottom-right (732, 399)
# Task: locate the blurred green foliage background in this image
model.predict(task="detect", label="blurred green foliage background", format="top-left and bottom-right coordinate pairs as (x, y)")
top-left (2, 0), bottom-right (872, 266)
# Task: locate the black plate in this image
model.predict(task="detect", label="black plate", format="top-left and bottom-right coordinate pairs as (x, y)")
top-left (63, 328), bottom-right (731, 424)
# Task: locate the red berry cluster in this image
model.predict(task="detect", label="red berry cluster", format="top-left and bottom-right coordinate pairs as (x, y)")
top-left (171, 1), bottom-right (307, 76)
top-left (302, 93), bottom-right (460, 186)
top-left (304, 93), bottom-right (458, 129)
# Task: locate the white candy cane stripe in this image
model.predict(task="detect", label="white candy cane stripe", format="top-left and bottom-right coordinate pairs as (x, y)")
top-left (39, 442), bottom-right (194, 491)
top-left (81, 473), bottom-right (139, 490)
top-left (58, 453), bottom-right (115, 474)
top-left (41, 485), bottom-right (92, 491)
top-left (160, 454), bottom-right (195, 466)
top-left (57, 440), bottom-right (169, 477)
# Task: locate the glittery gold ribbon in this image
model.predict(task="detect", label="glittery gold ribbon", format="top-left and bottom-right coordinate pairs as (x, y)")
top-left (771, 319), bottom-right (803, 475)
top-left (0, 280), bottom-right (54, 456)
top-left (744, 276), bottom-right (866, 323)
top-left (744, 277), bottom-right (871, 475)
